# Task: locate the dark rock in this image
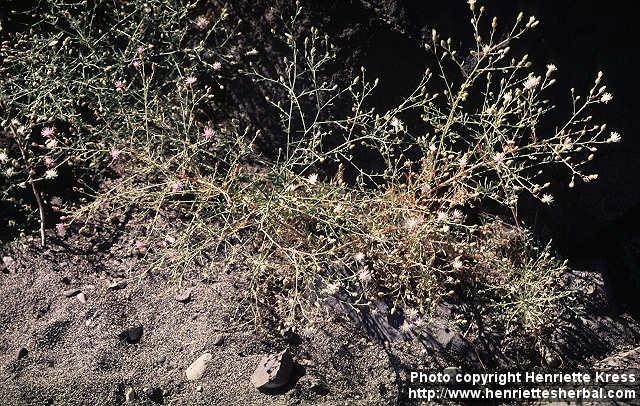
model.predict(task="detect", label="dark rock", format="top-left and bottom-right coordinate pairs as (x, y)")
top-left (119, 324), bottom-right (143, 344)
top-left (250, 349), bottom-right (294, 389)
top-left (174, 288), bottom-right (193, 303)
top-left (212, 334), bottom-right (224, 346)
top-left (16, 347), bottom-right (28, 360)
top-left (109, 280), bottom-right (127, 290)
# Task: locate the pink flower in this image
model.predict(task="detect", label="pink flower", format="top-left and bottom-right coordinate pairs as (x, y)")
top-left (171, 181), bottom-right (184, 193)
top-left (134, 240), bottom-right (146, 251)
top-left (137, 46), bottom-right (145, 54)
top-left (44, 156), bottom-right (55, 167)
top-left (109, 148), bottom-right (122, 160)
top-left (195, 16), bottom-right (210, 30)
top-left (115, 80), bottom-right (125, 91)
top-left (55, 223), bottom-right (66, 237)
top-left (185, 75), bottom-right (197, 86)
top-left (41, 126), bottom-right (55, 138)
top-left (202, 126), bottom-right (215, 140)
top-left (212, 61), bottom-right (222, 71)
top-left (131, 59), bottom-right (142, 69)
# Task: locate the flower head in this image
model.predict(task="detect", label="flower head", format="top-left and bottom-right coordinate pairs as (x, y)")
top-left (358, 268), bottom-right (372, 284)
top-left (115, 80), bottom-right (125, 91)
top-left (523, 75), bottom-right (541, 90)
top-left (212, 61), bottom-right (222, 71)
top-left (134, 240), bottom-right (146, 251)
top-left (493, 152), bottom-right (505, 163)
top-left (44, 156), bottom-right (55, 167)
top-left (546, 64), bottom-right (557, 76)
top-left (354, 252), bottom-right (365, 262)
top-left (404, 216), bottom-right (423, 231)
top-left (608, 131), bottom-right (621, 143)
top-left (55, 223), bottom-right (66, 237)
top-left (185, 75), bottom-right (197, 86)
top-left (437, 211), bottom-right (448, 222)
top-left (41, 126), bottom-right (55, 138)
top-left (307, 173), bottom-right (318, 185)
top-left (452, 257), bottom-right (463, 270)
top-left (399, 321), bottom-right (412, 334)
top-left (323, 282), bottom-right (340, 296)
top-left (137, 46), bottom-right (145, 54)
top-left (131, 59), bottom-right (142, 69)
top-left (541, 194), bottom-right (554, 205)
top-left (600, 92), bottom-right (613, 104)
top-left (195, 16), bottom-right (210, 30)
top-left (202, 126), bottom-right (215, 140)
top-left (109, 148), bottom-right (122, 160)
top-left (44, 169), bottom-right (58, 179)
top-left (171, 181), bottom-right (184, 193)
top-left (405, 308), bottom-right (419, 320)
top-left (0, 151), bottom-right (7, 164)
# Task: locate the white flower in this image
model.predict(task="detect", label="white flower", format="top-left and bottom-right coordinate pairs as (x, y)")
top-left (354, 252), bottom-right (365, 262)
top-left (405, 308), bottom-right (419, 320)
top-left (245, 49), bottom-right (259, 56)
top-left (44, 169), bottom-right (58, 179)
top-left (404, 216), bottom-right (423, 231)
top-left (45, 138), bottom-right (58, 149)
top-left (358, 268), bottom-right (372, 284)
top-left (323, 282), bottom-right (339, 296)
top-left (436, 211), bottom-right (448, 222)
top-left (5, 168), bottom-right (15, 177)
top-left (493, 152), bottom-right (505, 163)
top-left (458, 155), bottom-right (468, 167)
top-left (503, 92), bottom-right (513, 103)
top-left (307, 173), bottom-right (318, 184)
top-left (523, 75), bottom-right (541, 90)
top-left (452, 209), bottom-right (464, 221)
top-left (600, 92), bottom-right (613, 104)
top-left (0, 151), bottom-right (7, 164)
top-left (467, 0), bottom-right (476, 9)
top-left (399, 321), bottom-right (412, 334)
top-left (452, 257), bottom-right (463, 270)
top-left (541, 194), bottom-right (554, 205)
top-left (390, 117), bottom-right (404, 132)
top-left (546, 64), bottom-right (557, 76)
top-left (608, 131), bottom-right (621, 143)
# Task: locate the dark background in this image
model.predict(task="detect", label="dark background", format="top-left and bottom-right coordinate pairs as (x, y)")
top-left (305, 0), bottom-right (640, 313)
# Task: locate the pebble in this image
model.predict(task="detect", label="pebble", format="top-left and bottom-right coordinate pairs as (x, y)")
top-left (16, 347), bottom-right (28, 360)
top-left (157, 355), bottom-right (167, 365)
top-left (212, 334), bottom-right (224, 346)
top-left (63, 288), bottom-right (81, 298)
top-left (76, 292), bottom-right (87, 303)
top-left (250, 349), bottom-right (294, 389)
top-left (109, 280), bottom-right (127, 290)
top-left (2, 256), bottom-right (14, 272)
top-left (196, 385), bottom-right (203, 392)
top-left (174, 288), bottom-right (193, 303)
top-left (124, 387), bottom-right (136, 402)
top-left (119, 324), bottom-right (144, 344)
top-left (186, 353), bottom-right (212, 380)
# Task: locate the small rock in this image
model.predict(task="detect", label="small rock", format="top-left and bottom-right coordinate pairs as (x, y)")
top-left (2, 256), bottom-right (15, 272)
top-left (196, 385), bottom-right (203, 392)
top-left (124, 387), bottom-right (136, 402)
top-left (250, 349), bottom-right (294, 389)
top-left (174, 288), bottom-right (193, 303)
top-left (142, 387), bottom-right (155, 397)
top-left (212, 334), bottom-right (224, 346)
top-left (119, 324), bottom-right (143, 344)
top-left (76, 292), bottom-right (87, 303)
top-left (63, 288), bottom-right (81, 298)
top-left (542, 347), bottom-right (562, 368)
top-left (109, 280), bottom-right (127, 290)
top-left (186, 353), bottom-right (212, 381)
top-left (16, 347), bottom-right (28, 360)
top-left (157, 355), bottom-right (167, 365)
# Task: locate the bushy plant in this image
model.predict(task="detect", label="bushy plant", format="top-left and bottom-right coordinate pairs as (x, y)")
top-left (0, 0), bottom-right (617, 334)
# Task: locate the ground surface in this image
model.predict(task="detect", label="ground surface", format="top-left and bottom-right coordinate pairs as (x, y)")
top-left (1, 210), bottom-right (640, 405)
